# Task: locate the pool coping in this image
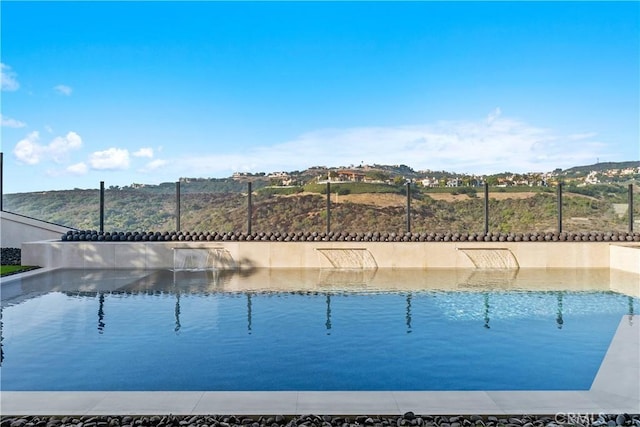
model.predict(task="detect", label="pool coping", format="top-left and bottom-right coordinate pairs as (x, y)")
top-left (2, 316), bottom-right (638, 416)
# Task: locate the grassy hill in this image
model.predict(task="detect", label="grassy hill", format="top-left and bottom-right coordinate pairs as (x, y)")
top-left (3, 161), bottom-right (638, 234)
top-left (562, 160), bottom-right (639, 175)
top-left (3, 182), bottom-right (636, 234)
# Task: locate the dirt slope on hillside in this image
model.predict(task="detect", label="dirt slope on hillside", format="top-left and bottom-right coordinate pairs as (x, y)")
top-left (334, 192), bottom-right (541, 206)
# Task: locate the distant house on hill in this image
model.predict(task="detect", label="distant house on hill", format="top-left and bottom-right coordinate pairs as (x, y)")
top-left (420, 177), bottom-right (439, 187)
top-left (232, 172), bottom-right (248, 179)
top-left (446, 178), bottom-right (461, 187)
top-left (584, 171), bottom-right (600, 185)
top-left (336, 169), bottom-right (367, 182)
top-left (268, 172), bottom-right (294, 186)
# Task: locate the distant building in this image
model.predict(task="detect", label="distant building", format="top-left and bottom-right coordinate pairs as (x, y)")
top-left (584, 171), bottom-right (600, 185)
top-left (336, 169), bottom-right (366, 182)
top-left (446, 178), bottom-right (461, 187)
top-left (420, 177), bottom-right (439, 187)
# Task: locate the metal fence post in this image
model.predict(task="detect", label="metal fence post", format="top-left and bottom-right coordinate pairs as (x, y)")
top-left (99, 181), bottom-right (105, 232)
top-left (0, 152), bottom-right (4, 212)
top-left (175, 181), bottom-right (181, 232)
top-left (557, 182), bottom-right (563, 233)
top-left (406, 181), bottom-right (411, 233)
top-left (247, 181), bottom-right (252, 234)
top-left (484, 183), bottom-right (489, 234)
top-left (326, 182), bottom-right (331, 234)
top-left (629, 184), bottom-right (634, 233)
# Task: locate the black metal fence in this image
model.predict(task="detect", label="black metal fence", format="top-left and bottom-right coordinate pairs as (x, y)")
top-left (19, 180), bottom-right (638, 237)
top-left (1, 152), bottom-right (638, 236)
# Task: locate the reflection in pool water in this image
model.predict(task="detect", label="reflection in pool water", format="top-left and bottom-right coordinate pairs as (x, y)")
top-left (0, 268), bottom-right (637, 391)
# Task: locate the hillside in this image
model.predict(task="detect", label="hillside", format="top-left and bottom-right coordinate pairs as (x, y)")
top-left (3, 183), bottom-right (636, 235)
top-left (2, 161), bottom-right (638, 234)
top-left (562, 161), bottom-right (639, 175)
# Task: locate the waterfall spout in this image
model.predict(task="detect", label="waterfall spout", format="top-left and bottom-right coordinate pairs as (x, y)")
top-left (173, 247), bottom-right (237, 271)
top-left (459, 248), bottom-right (519, 269)
top-left (317, 248), bottom-right (378, 269)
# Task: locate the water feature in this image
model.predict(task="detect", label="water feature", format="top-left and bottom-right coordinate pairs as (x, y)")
top-left (173, 247), bottom-right (236, 271)
top-left (459, 248), bottom-right (519, 269)
top-left (316, 248), bottom-right (378, 269)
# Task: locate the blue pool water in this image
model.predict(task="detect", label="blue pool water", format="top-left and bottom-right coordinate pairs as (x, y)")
top-left (0, 268), bottom-right (636, 391)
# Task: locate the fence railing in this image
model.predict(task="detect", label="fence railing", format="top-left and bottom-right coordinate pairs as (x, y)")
top-left (4, 180), bottom-right (636, 236)
top-left (0, 151), bottom-right (637, 236)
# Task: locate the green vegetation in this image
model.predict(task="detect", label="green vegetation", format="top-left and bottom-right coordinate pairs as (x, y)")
top-left (565, 184), bottom-right (628, 201)
top-left (364, 170), bottom-right (391, 182)
top-left (128, 178), bottom-right (269, 194)
top-left (0, 265), bottom-right (38, 276)
top-left (2, 162), bottom-right (637, 234)
top-left (424, 185), bottom-right (552, 194)
top-left (450, 187), bottom-right (478, 198)
top-left (2, 184), bottom-right (636, 234)
top-left (258, 186), bottom-right (304, 196)
top-left (562, 161), bottom-right (639, 175)
top-left (304, 182), bottom-right (402, 195)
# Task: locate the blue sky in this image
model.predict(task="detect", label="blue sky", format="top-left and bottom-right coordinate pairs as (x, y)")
top-left (1, 1), bottom-right (638, 193)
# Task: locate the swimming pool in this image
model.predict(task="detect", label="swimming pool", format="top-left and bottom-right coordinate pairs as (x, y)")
top-left (0, 268), bottom-right (636, 392)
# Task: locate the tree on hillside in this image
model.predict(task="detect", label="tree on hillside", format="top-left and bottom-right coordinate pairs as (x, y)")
top-left (366, 171), bottom-right (390, 182)
top-left (393, 176), bottom-right (406, 186)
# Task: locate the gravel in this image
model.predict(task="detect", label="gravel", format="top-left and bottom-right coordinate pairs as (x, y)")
top-left (1, 414), bottom-right (639, 427)
top-left (1, 247), bottom-right (21, 265)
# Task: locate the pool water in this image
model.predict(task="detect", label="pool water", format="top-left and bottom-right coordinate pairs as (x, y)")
top-left (0, 268), bottom-right (636, 391)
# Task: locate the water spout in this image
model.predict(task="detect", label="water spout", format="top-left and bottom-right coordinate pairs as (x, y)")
top-left (459, 248), bottom-right (519, 269)
top-left (173, 247), bottom-right (237, 271)
top-left (317, 248), bottom-right (378, 269)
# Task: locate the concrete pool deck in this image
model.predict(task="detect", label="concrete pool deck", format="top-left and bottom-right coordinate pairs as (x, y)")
top-left (2, 315), bottom-right (638, 416)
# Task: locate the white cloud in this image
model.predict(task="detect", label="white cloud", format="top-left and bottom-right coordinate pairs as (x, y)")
top-left (13, 131), bottom-right (83, 165)
top-left (66, 162), bottom-right (89, 175)
top-left (486, 107), bottom-right (502, 125)
top-left (133, 147), bottom-right (154, 158)
top-left (13, 132), bottom-right (43, 165)
top-left (0, 114), bottom-right (26, 128)
top-left (141, 159), bottom-right (168, 171)
top-left (54, 84), bottom-right (73, 96)
top-left (172, 110), bottom-right (608, 177)
top-left (89, 148), bottom-right (130, 170)
top-left (568, 132), bottom-right (597, 141)
top-left (49, 132), bottom-right (83, 163)
top-left (1, 63), bottom-right (19, 91)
